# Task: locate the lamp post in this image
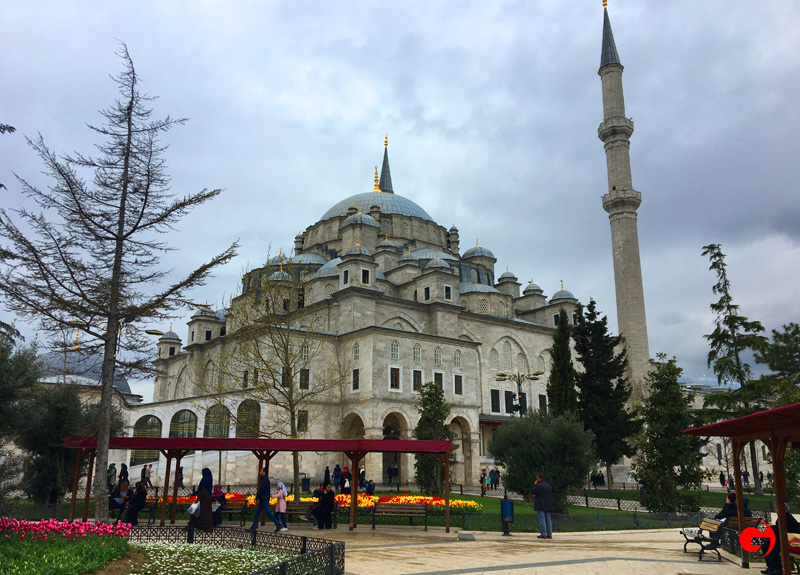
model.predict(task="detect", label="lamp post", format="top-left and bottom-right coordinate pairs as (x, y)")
top-left (495, 370), bottom-right (544, 416)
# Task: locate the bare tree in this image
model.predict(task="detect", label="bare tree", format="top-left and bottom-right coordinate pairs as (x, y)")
top-left (0, 45), bottom-right (237, 521)
top-left (193, 255), bottom-right (340, 489)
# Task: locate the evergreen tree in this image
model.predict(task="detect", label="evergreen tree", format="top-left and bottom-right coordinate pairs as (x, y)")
top-left (701, 244), bottom-right (767, 495)
top-left (489, 411), bottom-right (595, 513)
top-left (0, 46), bottom-right (237, 520)
top-left (572, 298), bottom-right (640, 492)
top-left (631, 355), bottom-right (705, 512)
top-left (413, 381), bottom-right (452, 496)
top-left (547, 309), bottom-right (577, 416)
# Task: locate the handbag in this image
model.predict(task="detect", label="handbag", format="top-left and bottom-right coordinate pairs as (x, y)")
top-left (344, 479), bottom-right (350, 489)
top-left (187, 502), bottom-right (201, 517)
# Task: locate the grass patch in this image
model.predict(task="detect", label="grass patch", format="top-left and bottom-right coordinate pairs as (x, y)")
top-left (0, 532), bottom-right (128, 575)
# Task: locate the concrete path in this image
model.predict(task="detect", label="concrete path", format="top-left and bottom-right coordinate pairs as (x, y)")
top-left (279, 524), bottom-right (751, 575)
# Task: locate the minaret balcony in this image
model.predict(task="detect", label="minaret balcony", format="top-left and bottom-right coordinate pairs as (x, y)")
top-left (598, 117), bottom-right (634, 141)
top-left (602, 188), bottom-right (642, 214)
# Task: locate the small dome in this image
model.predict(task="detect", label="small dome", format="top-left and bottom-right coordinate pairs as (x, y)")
top-left (344, 244), bottom-right (372, 257)
top-left (425, 257), bottom-right (451, 270)
top-left (289, 252), bottom-right (329, 265)
top-left (341, 212), bottom-right (379, 229)
top-left (160, 330), bottom-right (181, 341)
top-left (377, 237), bottom-right (396, 249)
top-left (267, 252), bottom-right (289, 266)
top-left (499, 270), bottom-right (517, 281)
top-left (399, 249), bottom-right (417, 262)
top-left (411, 248), bottom-right (458, 261)
top-left (269, 270), bottom-right (292, 281)
top-left (191, 306), bottom-right (218, 320)
top-left (462, 245), bottom-right (496, 260)
top-left (551, 289), bottom-right (576, 301)
top-left (523, 281), bottom-right (543, 294)
top-left (314, 257), bottom-right (342, 278)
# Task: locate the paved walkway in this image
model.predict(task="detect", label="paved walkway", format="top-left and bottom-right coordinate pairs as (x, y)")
top-left (274, 524), bottom-right (751, 575)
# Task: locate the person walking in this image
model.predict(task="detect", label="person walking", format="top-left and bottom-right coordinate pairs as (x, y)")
top-left (140, 465), bottom-right (147, 486)
top-left (188, 468), bottom-right (214, 532)
top-left (145, 464), bottom-right (154, 489)
top-left (532, 474), bottom-right (554, 539)
top-left (719, 471), bottom-right (726, 488)
top-left (323, 466), bottom-right (330, 487)
top-left (249, 468), bottom-right (283, 532)
top-left (480, 469), bottom-right (487, 496)
top-left (275, 481), bottom-right (288, 531)
top-left (359, 466), bottom-right (366, 490)
top-left (312, 483), bottom-right (335, 529)
top-left (332, 464), bottom-right (341, 490)
top-left (118, 463), bottom-right (129, 486)
top-left (387, 463), bottom-right (394, 486)
top-left (107, 463), bottom-right (117, 492)
top-left (341, 466), bottom-right (351, 493)
top-left (178, 466), bottom-right (184, 488)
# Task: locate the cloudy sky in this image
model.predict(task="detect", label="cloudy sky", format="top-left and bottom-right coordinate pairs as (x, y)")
top-left (2, 1), bottom-right (799, 401)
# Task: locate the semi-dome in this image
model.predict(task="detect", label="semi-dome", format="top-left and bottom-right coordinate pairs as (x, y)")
top-left (341, 212), bottom-right (379, 229)
top-left (462, 245), bottom-right (496, 260)
top-left (314, 257), bottom-right (342, 278)
top-left (411, 248), bottom-right (458, 261)
top-left (459, 282), bottom-right (501, 294)
top-left (320, 192), bottom-right (434, 223)
top-left (289, 252), bottom-right (329, 265)
top-left (551, 288), bottom-right (576, 301)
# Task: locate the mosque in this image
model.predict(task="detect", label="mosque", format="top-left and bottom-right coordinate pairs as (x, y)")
top-left (118, 5), bottom-right (652, 488)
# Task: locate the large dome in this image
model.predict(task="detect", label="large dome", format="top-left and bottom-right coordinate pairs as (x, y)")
top-left (320, 192), bottom-right (434, 223)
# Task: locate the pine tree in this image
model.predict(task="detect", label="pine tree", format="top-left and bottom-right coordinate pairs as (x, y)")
top-left (413, 381), bottom-right (452, 496)
top-left (547, 309), bottom-right (578, 416)
top-left (632, 354), bottom-right (705, 512)
top-left (701, 244), bottom-right (767, 495)
top-left (0, 46), bottom-right (237, 520)
top-left (572, 298), bottom-right (640, 493)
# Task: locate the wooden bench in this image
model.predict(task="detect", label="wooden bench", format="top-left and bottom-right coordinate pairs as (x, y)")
top-left (680, 518), bottom-right (722, 561)
top-left (372, 502), bottom-right (428, 531)
top-left (218, 500), bottom-right (249, 526)
top-left (285, 501), bottom-right (338, 528)
top-left (725, 516), bottom-right (761, 531)
top-left (145, 497), bottom-right (160, 525)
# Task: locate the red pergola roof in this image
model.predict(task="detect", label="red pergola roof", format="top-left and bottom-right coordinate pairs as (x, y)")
top-left (64, 437), bottom-right (452, 454)
top-left (683, 402), bottom-right (800, 444)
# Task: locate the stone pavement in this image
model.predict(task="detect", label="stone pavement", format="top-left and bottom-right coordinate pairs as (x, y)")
top-left (277, 523), bottom-right (752, 575)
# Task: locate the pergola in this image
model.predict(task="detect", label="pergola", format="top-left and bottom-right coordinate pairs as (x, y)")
top-left (684, 402), bottom-right (800, 574)
top-left (64, 437), bottom-right (454, 532)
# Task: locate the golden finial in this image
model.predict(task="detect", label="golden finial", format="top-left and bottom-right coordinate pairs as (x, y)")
top-left (506, 266), bottom-right (509, 272)
top-left (385, 234), bottom-right (388, 241)
top-left (408, 245), bottom-right (412, 254)
top-left (359, 206), bottom-right (362, 214)
top-left (372, 166), bottom-right (381, 192)
top-left (169, 324), bottom-right (173, 331)
top-left (435, 252), bottom-right (439, 260)
top-left (603, 0), bottom-right (607, 8)
top-left (476, 239), bottom-right (479, 247)
top-left (561, 280), bottom-right (564, 290)
top-left (356, 236), bottom-right (360, 246)
top-left (348, 240), bottom-right (352, 248)
top-left (384, 134), bottom-right (388, 147)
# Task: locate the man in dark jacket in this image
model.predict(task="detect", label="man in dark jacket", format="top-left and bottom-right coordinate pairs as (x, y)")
top-left (715, 492), bottom-right (753, 520)
top-left (249, 468), bottom-right (283, 532)
top-left (532, 474), bottom-right (554, 539)
top-left (762, 503), bottom-right (800, 575)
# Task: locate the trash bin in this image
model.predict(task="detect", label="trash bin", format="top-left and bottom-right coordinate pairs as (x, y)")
top-left (501, 498), bottom-right (514, 536)
top-left (301, 478), bottom-right (310, 492)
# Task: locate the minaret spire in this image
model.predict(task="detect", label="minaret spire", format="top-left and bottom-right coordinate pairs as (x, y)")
top-left (597, 4), bottom-right (650, 400)
top-left (379, 135), bottom-right (394, 194)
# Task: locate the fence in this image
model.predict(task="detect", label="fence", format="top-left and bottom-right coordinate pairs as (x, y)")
top-left (129, 525), bottom-right (345, 575)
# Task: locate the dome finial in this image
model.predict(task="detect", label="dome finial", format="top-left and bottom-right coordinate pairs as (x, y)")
top-left (372, 166), bottom-right (381, 192)
top-left (476, 239), bottom-right (479, 247)
top-left (384, 134), bottom-right (388, 147)
top-left (603, 0), bottom-right (607, 7)
top-left (348, 239), bottom-right (352, 248)
top-left (356, 236), bottom-right (360, 247)
top-left (561, 279), bottom-right (564, 290)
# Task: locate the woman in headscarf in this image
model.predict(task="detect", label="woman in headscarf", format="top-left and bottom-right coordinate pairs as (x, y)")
top-left (118, 463), bottom-right (129, 486)
top-left (188, 467), bottom-right (214, 531)
top-left (340, 466), bottom-right (351, 493)
top-left (211, 484), bottom-right (226, 526)
top-left (275, 481), bottom-right (288, 531)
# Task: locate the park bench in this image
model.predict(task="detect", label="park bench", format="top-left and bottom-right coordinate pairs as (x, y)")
top-left (680, 518), bottom-right (723, 561)
top-left (219, 500), bottom-right (249, 526)
top-left (372, 502), bottom-right (428, 531)
top-left (285, 501), bottom-right (338, 528)
top-left (145, 497), bottom-right (160, 525)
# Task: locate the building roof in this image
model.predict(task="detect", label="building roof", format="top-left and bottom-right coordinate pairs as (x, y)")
top-left (462, 245), bottom-right (496, 260)
top-left (42, 352), bottom-right (133, 395)
top-left (289, 252), bottom-right (329, 265)
top-left (684, 402), bottom-right (800, 443)
top-left (320, 192), bottom-right (434, 223)
top-left (341, 212), bottom-right (379, 229)
top-left (412, 248), bottom-right (458, 261)
top-left (600, 8), bottom-right (621, 69)
top-left (459, 282), bottom-right (501, 294)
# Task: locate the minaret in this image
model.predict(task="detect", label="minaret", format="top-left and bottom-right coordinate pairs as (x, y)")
top-left (379, 136), bottom-right (394, 193)
top-left (598, 2), bottom-right (650, 399)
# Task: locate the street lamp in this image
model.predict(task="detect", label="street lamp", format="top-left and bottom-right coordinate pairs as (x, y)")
top-left (495, 370), bottom-right (544, 416)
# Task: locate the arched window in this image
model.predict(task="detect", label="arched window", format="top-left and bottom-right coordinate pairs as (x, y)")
top-left (537, 355), bottom-right (546, 373)
top-left (434, 347), bottom-right (443, 366)
top-left (497, 301), bottom-right (505, 317)
top-left (353, 342), bottom-right (360, 361)
top-left (413, 344), bottom-right (421, 363)
top-left (131, 415), bottom-right (162, 466)
top-left (489, 349), bottom-right (498, 370)
top-left (502, 341), bottom-right (512, 370)
top-left (326, 225), bottom-right (332, 240)
top-left (478, 299), bottom-right (488, 314)
top-left (391, 340), bottom-right (400, 361)
top-left (471, 269), bottom-right (478, 283)
top-left (401, 222), bottom-right (410, 238)
top-left (236, 400), bottom-right (261, 438)
top-left (325, 284), bottom-right (335, 298)
top-left (301, 343), bottom-right (310, 361)
top-left (381, 219), bottom-right (391, 235)
top-left (394, 322), bottom-right (403, 330)
top-left (305, 288), bottom-right (313, 305)
top-left (169, 410), bottom-right (197, 455)
top-left (203, 361), bottom-right (217, 391)
top-left (516, 353), bottom-right (528, 372)
top-left (204, 405), bottom-right (231, 438)
top-left (454, 349), bottom-right (462, 368)
top-left (460, 300), bottom-right (468, 311)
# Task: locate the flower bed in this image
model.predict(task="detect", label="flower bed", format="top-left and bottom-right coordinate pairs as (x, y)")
top-left (130, 542), bottom-right (291, 575)
top-left (333, 493), bottom-right (483, 511)
top-left (0, 518), bottom-right (130, 575)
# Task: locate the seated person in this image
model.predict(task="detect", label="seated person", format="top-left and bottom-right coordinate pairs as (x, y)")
top-left (211, 485), bottom-right (226, 526)
top-left (121, 481), bottom-right (147, 525)
top-left (109, 480), bottom-right (131, 511)
top-left (365, 480), bottom-right (375, 496)
top-left (305, 484), bottom-right (325, 527)
top-left (715, 492), bottom-right (753, 521)
top-left (762, 503), bottom-right (800, 575)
